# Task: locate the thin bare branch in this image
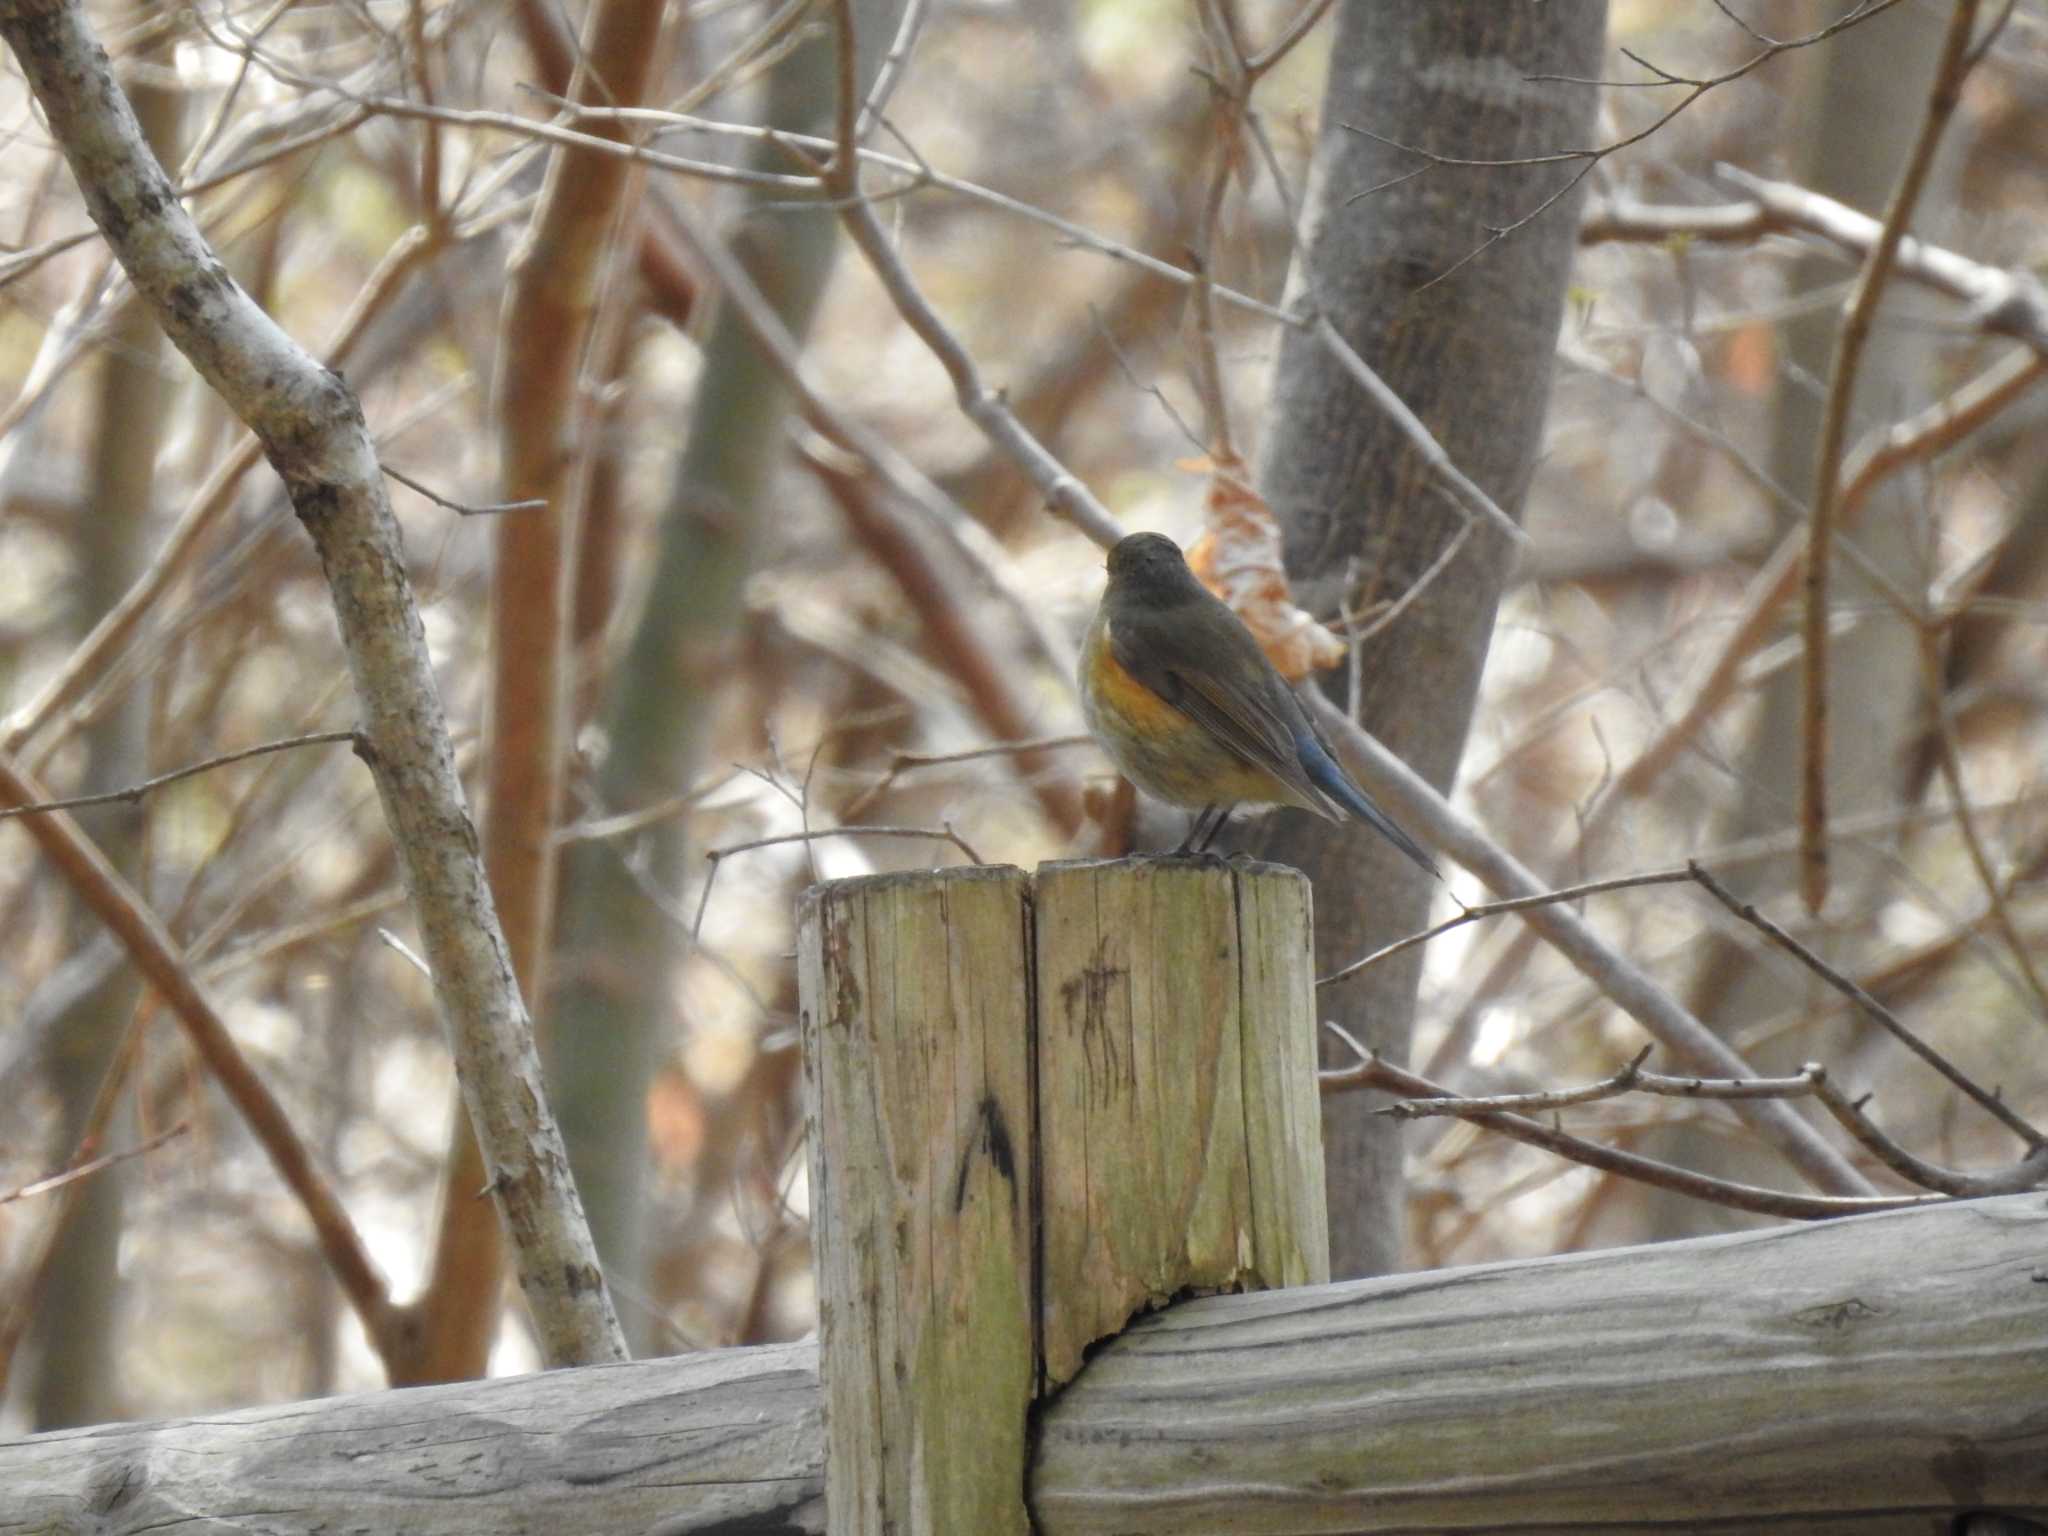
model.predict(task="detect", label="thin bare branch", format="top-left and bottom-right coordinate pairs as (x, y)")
top-left (1302, 692), bottom-right (1872, 1195)
top-left (1807, 1067), bottom-right (2048, 1197)
top-left (1688, 860), bottom-right (2045, 1150)
top-left (1319, 867), bottom-right (1694, 988)
top-left (855, 0), bottom-right (928, 140)
top-left (691, 822), bottom-right (984, 941)
top-left (1311, 317), bottom-right (1524, 546)
top-left (1911, 631), bottom-right (2048, 1021)
top-left (0, 731), bottom-right (360, 822)
top-left (1380, 1046), bottom-right (2048, 1199)
top-left (383, 464), bottom-right (544, 516)
top-left (1321, 1027), bottom-right (1926, 1219)
top-left (1245, 0), bottom-right (1335, 76)
top-left (3, 221), bottom-right (447, 759)
top-left (1616, 344), bottom-right (2047, 800)
top-left (0, 1123), bottom-right (190, 1204)
top-left (0, 753), bottom-right (401, 1358)
top-left (817, 142), bottom-right (1126, 549)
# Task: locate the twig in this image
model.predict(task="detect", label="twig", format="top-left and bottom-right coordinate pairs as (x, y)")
top-left (1337, 512), bottom-right (1475, 648)
top-left (813, 116), bottom-right (1125, 549)
top-left (638, 98), bottom-right (1517, 571)
top-left (1318, 867), bottom-right (1694, 988)
top-left (508, 102), bottom-right (1305, 319)
top-left (597, 842), bottom-right (791, 1025)
top-left (585, 106), bottom-right (1081, 694)
top-left (0, 753), bottom-right (400, 1359)
top-left (1320, 1026), bottom-right (1927, 1220)
top-left (1687, 860), bottom-right (2045, 1150)
top-left (1244, 0), bottom-right (1335, 76)
top-left (173, 19), bottom-right (822, 197)
top-left (1311, 317), bottom-right (1523, 547)
top-left (800, 440), bottom-right (1084, 835)
top-left (1, 1122), bottom-right (190, 1204)
top-left (838, 735), bottom-right (1094, 823)
top-left (1806, 1067), bottom-right (2048, 1197)
top-left (691, 822), bottom-right (985, 939)
top-left (0, 101), bottom-right (382, 295)
top-left (383, 463), bottom-right (544, 516)
top-left (197, 885), bottom-right (410, 982)
top-left (4, 222), bottom-right (445, 760)
top-left (0, 996), bottom-right (151, 1390)
top-left (175, 0), bottom-right (296, 182)
top-left (1840, 1075), bottom-right (2004, 1187)
top-left (828, 0), bottom-right (857, 176)
top-left (664, 0), bottom-right (814, 118)
top-left (709, 822), bottom-right (983, 868)
top-left (1302, 692), bottom-right (1872, 1196)
top-left (880, 736), bottom-right (1092, 772)
top-left (1591, 174), bottom-right (2048, 355)
top-left (1381, 1047), bottom-right (1663, 1117)
top-left (197, 72), bottom-right (1512, 566)
top-left (554, 770), bottom-right (742, 845)
top-left (1186, 1), bottom-right (1249, 464)
top-left (0, 731), bottom-right (360, 822)
top-left (377, 927), bottom-right (433, 980)
top-left (1377, 1046), bottom-right (2048, 1199)
top-left (1616, 344), bottom-right (2048, 799)
top-left (1384, 1051), bottom-right (1870, 1120)
top-left (1570, 181), bottom-right (2048, 817)
top-left (1911, 631), bottom-right (2048, 1021)
top-left (854, 0), bottom-right (927, 140)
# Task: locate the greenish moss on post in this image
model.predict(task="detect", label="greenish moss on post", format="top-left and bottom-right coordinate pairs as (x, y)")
top-left (798, 857), bottom-right (1325, 1535)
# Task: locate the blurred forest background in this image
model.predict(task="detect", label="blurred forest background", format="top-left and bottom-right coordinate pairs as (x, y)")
top-left (4, 0), bottom-right (2048, 1429)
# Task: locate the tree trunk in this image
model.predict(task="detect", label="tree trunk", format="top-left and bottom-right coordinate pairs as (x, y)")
top-left (546, 0), bottom-right (901, 1353)
top-left (27, 62), bottom-right (181, 1430)
top-left (1245, 2), bottom-right (1608, 1276)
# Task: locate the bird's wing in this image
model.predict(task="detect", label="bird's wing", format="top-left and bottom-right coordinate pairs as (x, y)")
top-left (1109, 606), bottom-right (1337, 816)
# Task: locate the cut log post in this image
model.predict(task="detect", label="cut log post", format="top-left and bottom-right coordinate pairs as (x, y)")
top-left (1031, 858), bottom-right (1327, 1384)
top-left (799, 864), bottom-right (1037, 1536)
top-left (797, 857), bottom-right (1325, 1535)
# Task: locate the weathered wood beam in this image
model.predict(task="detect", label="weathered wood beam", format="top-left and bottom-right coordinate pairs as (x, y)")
top-left (7, 1195), bottom-right (2044, 1533)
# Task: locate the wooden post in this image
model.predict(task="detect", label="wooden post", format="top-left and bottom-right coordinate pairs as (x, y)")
top-left (799, 866), bottom-right (1037, 1536)
top-left (1031, 857), bottom-right (1327, 1386)
top-left (798, 857), bottom-right (1325, 1535)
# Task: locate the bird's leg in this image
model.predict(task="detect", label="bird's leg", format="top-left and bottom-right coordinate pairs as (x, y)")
top-left (1195, 804), bottom-right (1234, 853)
top-left (1174, 805), bottom-right (1219, 855)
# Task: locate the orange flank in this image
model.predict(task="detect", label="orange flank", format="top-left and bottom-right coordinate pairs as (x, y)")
top-left (1087, 639), bottom-right (1184, 736)
top-left (1083, 620), bottom-right (1300, 809)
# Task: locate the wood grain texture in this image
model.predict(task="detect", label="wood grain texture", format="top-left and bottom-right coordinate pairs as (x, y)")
top-left (1034, 1192), bottom-right (2048, 1533)
top-left (1034, 858), bottom-right (1327, 1388)
top-left (794, 858), bottom-right (1325, 1531)
top-left (0, 1345), bottom-right (825, 1535)
top-left (4, 1196), bottom-right (2044, 1532)
top-left (799, 866), bottom-right (1036, 1536)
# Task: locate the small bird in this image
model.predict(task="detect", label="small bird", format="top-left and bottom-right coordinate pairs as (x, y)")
top-left (1080, 531), bottom-right (1439, 876)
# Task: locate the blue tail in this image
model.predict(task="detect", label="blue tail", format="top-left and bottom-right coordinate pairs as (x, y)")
top-left (1297, 733), bottom-right (1441, 879)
